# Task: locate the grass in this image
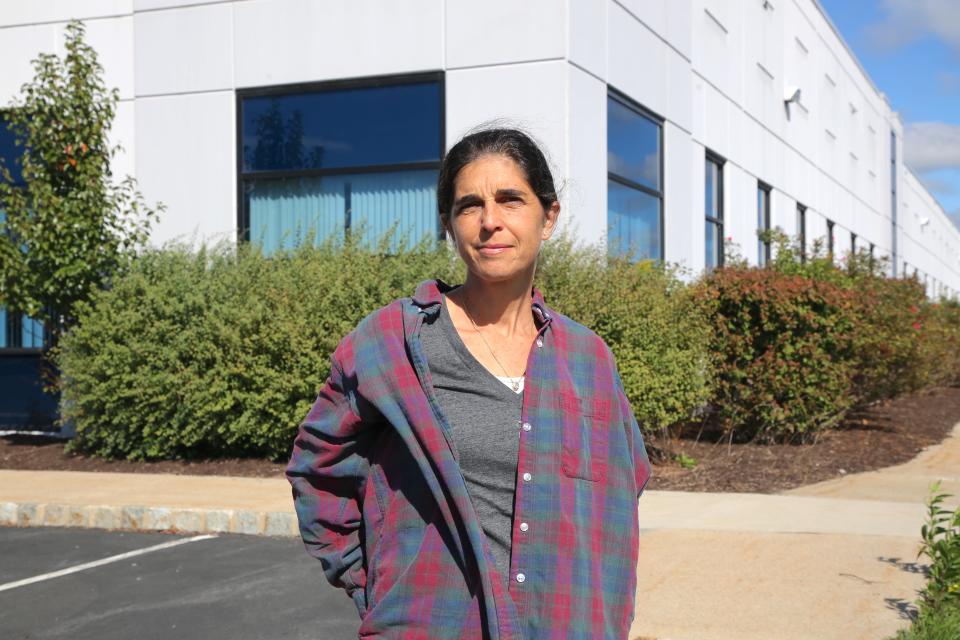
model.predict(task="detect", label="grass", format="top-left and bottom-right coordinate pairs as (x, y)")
top-left (888, 604), bottom-right (960, 640)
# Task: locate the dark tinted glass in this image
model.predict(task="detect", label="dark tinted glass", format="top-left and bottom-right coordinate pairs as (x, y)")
top-left (0, 118), bottom-right (25, 186)
top-left (705, 220), bottom-right (720, 269)
top-left (705, 158), bottom-right (722, 220)
top-left (608, 179), bottom-right (661, 261)
top-left (607, 96), bottom-right (660, 191)
top-left (242, 82), bottom-right (441, 172)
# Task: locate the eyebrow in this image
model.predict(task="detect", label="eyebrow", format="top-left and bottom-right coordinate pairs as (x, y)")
top-left (452, 188), bottom-right (528, 212)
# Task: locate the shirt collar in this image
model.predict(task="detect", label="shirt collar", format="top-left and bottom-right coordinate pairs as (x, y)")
top-left (410, 278), bottom-right (552, 326)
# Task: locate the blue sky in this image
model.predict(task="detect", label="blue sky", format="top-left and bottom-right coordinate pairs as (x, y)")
top-left (818, 0), bottom-right (960, 227)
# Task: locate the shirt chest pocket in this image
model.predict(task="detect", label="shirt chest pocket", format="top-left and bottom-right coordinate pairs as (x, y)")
top-left (560, 395), bottom-right (612, 482)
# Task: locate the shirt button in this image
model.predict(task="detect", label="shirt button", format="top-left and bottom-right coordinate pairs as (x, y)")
top-left (519, 522), bottom-right (529, 532)
top-left (536, 337), bottom-right (543, 348)
top-left (522, 472), bottom-right (532, 482)
top-left (521, 422), bottom-right (532, 432)
top-left (516, 573), bottom-right (526, 583)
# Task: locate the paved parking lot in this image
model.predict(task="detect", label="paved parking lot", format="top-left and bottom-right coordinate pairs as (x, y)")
top-left (0, 527), bottom-right (358, 639)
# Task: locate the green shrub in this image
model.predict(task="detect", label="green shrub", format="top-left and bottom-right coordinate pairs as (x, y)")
top-left (52, 227), bottom-right (709, 460)
top-left (694, 266), bottom-right (858, 442)
top-left (889, 483), bottom-right (960, 640)
top-left (51, 228), bottom-right (463, 461)
top-left (917, 481), bottom-right (960, 617)
top-left (889, 605), bottom-right (960, 640)
top-left (764, 228), bottom-right (933, 404)
top-left (537, 233), bottom-right (713, 435)
top-left (917, 299), bottom-right (960, 389)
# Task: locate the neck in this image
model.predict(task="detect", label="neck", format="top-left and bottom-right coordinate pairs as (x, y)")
top-left (457, 268), bottom-right (538, 338)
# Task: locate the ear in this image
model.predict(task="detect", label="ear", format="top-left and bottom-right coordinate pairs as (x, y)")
top-left (541, 200), bottom-right (560, 241)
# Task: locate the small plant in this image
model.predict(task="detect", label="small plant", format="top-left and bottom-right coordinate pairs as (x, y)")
top-left (674, 453), bottom-right (699, 470)
top-left (888, 482), bottom-right (960, 639)
top-left (917, 481), bottom-right (960, 616)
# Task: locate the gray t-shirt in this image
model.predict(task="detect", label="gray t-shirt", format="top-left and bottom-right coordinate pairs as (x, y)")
top-left (419, 290), bottom-right (524, 589)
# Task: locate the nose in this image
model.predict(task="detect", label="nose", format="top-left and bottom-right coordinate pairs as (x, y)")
top-left (480, 200), bottom-right (504, 233)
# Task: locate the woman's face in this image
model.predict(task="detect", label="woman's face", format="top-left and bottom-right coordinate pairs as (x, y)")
top-left (443, 154), bottom-right (560, 284)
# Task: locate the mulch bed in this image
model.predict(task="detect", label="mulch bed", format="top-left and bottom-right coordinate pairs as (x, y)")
top-left (645, 385), bottom-right (960, 493)
top-left (3, 385), bottom-right (960, 494)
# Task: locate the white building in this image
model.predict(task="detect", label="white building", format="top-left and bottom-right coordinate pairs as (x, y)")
top-left (1, 0), bottom-right (958, 302)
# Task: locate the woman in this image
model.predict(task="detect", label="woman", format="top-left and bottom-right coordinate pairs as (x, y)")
top-left (285, 127), bottom-right (652, 640)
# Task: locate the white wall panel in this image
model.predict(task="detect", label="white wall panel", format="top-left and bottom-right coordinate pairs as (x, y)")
top-left (0, 1), bottom-right (131, 27)
top-left (566, 64), bottom-right (607, 247)
top-left (0, 24), bottom-right (58, 102)
top-left (445, 60), bottom-right (567, 180)
top-left (233, 0), bottom-right (442, 88)
top-left (134, 3), bottom-right (232, 95)
top-left (569, 0), bottom-right (606, 80)
top-left (446, 0), bottom-right (564, 69)
top-left (663, 122), bottom-right (694, 269)
top-left (135, 91), bottom-right (235, 248)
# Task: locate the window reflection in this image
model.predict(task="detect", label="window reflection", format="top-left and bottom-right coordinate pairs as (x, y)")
top-left (607, 93), bottom-right (663, 262)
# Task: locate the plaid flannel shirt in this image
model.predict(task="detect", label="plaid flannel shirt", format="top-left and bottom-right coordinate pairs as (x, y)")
top-left (286, 278), bottom-right (652, 639)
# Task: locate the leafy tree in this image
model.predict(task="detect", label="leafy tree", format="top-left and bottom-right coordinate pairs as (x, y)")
top-left (0, 19), bottom-right (161, 349)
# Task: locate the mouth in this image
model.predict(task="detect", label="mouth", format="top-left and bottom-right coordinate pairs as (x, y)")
top-left (477, 244), bottom-right (511, 256)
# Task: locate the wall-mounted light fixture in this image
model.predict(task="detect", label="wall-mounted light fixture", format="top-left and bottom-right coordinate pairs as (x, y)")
top-left (784, 85), bottom-right (802, 105)
top-left (919, 217), bottom-right (930, 227)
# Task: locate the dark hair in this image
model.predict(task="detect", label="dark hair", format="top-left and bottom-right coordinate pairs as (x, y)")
top-left (436, 126), bottom-right (559, 218)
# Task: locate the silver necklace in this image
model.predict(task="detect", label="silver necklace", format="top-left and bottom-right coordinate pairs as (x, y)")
top-left (461, 288), bottom-right (525, 393)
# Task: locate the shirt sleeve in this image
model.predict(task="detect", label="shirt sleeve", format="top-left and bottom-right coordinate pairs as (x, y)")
top-left (609, 349), bottom-right (653, 500)
top-left (285, 344), bottom-right (379, 618)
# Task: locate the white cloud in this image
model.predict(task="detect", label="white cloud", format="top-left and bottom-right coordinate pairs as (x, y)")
top-left (903, 122), bottom-right (960, 173)
top-left (866, 0), bottom-right (960, 54)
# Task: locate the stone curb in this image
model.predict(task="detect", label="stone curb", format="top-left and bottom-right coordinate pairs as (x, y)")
top-left (0, 501), bottom-right (299, 537)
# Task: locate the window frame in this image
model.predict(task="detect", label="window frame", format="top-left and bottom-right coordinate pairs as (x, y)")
top-left (757, 181), bottom-right (772, 267)
top-left (705, 149), bottom-right (726, 269)
top-left (826, 218), bottom-right (835, 260)
top-left (796, 202), bottom-right (807, 263)
top-left (234, 71), bottom-right (446, 245)
top-left (606, 87), bottom-right (665, 262)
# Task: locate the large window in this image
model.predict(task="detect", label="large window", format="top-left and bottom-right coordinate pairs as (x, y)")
top-left (1, 114), bottom-right (46, 350)
top-left (705, 152), bottom-right (724, 270)
top-left (796, 202), bottom-right (807, 263)
top-left (757, 182), bottom-right (771, 266)
top-left (607, 91), bottom-right (663, 261)
top-left (237, 73), bottom-right (443, 254)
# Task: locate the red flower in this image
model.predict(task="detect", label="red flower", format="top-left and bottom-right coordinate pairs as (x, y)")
top-left (912, 321), bottom-right (922, 330)
top-left (910, 305), bottom-right (919, 314)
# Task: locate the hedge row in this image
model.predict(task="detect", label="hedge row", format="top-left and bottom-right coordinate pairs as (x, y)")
top-left (52, 230), bottom-right (711, 461)
top-left (51, 228), bottom-right (960, 460)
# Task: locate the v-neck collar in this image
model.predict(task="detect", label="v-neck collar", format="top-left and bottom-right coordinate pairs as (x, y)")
top-left (438, 289), bottom-right (525, 399)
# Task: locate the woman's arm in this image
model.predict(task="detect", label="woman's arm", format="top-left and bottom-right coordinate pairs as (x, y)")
top-left (285, 343), bottom-right (379, 618)
top-left (609, 351), bottom-right (653, 499)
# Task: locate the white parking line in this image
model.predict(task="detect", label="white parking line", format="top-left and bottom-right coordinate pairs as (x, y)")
top-left (0, 534), bottom-right (219, 593)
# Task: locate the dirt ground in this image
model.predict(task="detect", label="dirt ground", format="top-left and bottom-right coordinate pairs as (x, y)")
top-left (645, 385), bottom-right (960, 493)
top-left (2, 385), bottom-right (960, 494)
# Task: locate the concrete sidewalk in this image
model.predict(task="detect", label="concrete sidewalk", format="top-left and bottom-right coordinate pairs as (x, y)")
top-left (2, 421), bottom-right (958, 640)
top-left (0, 470), bottom-right (298, 537)
top-left (628, 421), bottom-right (960, 640)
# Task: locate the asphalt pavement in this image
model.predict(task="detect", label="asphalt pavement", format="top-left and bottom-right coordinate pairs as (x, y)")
top-left (0, 526), bottom-right (357, 640)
